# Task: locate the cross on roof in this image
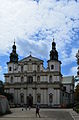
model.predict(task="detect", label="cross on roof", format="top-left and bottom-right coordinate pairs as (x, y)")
top-left (14, 38), bottom-right (15, 45)
top-left (53, 38), bottom-right (54, 42)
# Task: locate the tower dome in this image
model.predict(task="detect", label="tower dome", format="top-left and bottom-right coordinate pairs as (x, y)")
top-left (10, 41), bottom-right (18, 63)
top-left (50, 38), bottom-right (58, 61)
top-left (52, 38), bottom-right (56, 49)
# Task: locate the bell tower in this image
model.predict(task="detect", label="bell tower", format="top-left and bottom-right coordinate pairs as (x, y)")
top-left (10, 41), bottom-right (18, 63)
top-left (50, 39), bottom-right (58, 61)
top-left (7, 41), bottom-right (18, 74)
top-left (48, 39), bottom-right (61, 72)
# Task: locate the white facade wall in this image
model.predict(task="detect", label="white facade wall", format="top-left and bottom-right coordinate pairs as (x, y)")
top-left (24, 65), bottom-right (27, 72)
top-left (40, 76), bottom-right (48, 82)
top-left (5, 56), bottom-right (69, 107)
top-left (18, 65), bottom-right (21, 72)
top-left (33, 90), bottom-right (36, 104)
top-left (53, 76), bottom-right (60, 82)
top-left (54, 89), bottom-right (60, 105)
top-left (33, 64), bottom-right (36, 71)
top-left (40, 64), bottom-right (43, 71)
top-left (48, 61), bottom-right (60, 72)
top-left (8, 63), bottom-right (14, 73)
top-left (48, 88), bottom-right (54, 105)
top-left (14, 77), bottom-right (17, 83)
top-left (5, 77), bottom-right (9, 83)
top-left (24, 76), bottom-right (27, 82)
top-left (8, 63), bottom-right (18, 73)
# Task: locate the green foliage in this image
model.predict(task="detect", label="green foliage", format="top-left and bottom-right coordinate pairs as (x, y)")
top-left (3, 92), bottom-right (13, 101)
top-left (74, 83), bottom-right (79, 102)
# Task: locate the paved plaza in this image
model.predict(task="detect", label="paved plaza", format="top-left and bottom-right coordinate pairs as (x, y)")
top-left (0, 108), bottom-right (79, 120)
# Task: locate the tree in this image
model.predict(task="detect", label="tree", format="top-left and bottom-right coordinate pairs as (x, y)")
top-left (3, 93), bottom-right (13, 102)
top-left (74, 83), bottom-right (79, 102)
top-left (0, 80), bottom-right (4, 94)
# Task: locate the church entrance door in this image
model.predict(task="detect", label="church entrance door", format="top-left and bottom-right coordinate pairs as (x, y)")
top-left (27, 94), bottom-right (33, 107)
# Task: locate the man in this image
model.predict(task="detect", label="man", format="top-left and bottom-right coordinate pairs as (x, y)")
top-left (36, 104), bottom-right (40, 118)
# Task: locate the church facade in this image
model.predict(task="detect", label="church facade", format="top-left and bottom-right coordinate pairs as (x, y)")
top-left (4, 40), bottom-right (74, 107)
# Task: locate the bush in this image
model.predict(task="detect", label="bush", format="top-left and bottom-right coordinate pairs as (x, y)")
top-left (73, 103), bottom-right (79, 113)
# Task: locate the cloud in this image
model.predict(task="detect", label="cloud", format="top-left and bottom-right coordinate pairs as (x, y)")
top-left (0, 66), bottom-right (2, 72)
top-left (0, 65), bottom-right (8, 81)
top-left (0, 0), bottom-right (78, 67)
top-left (0, 66), bottom-right (4, 81)
top-left (60, 48), bottom-right (78, 66)
top-left (69, 66), bottom-right (77, 76)
top-left (17, 38), bottom-right (49, 59)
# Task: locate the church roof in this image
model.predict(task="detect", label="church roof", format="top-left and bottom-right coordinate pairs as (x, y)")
top-left (19, 55), bottom-right (43, 63)
top-left (62, 76), bottom-right (74, 84)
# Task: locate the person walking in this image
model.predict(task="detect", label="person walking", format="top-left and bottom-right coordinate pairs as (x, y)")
top-left (36, 104), bottom-right (40, 118)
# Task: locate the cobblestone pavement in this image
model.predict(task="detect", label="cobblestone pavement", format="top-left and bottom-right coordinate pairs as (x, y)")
top-left (0, 108), bottom-right (79, 120)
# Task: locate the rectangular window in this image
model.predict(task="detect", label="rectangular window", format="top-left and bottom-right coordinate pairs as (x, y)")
top-left (9, 67), bottom-right (11, 71)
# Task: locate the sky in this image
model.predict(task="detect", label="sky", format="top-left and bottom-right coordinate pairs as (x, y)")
top-left (0, 0), bottom-right (79, 82)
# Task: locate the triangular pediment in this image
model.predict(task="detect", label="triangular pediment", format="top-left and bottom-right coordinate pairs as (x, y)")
top-left (19, 55), bottom-right (43, 63)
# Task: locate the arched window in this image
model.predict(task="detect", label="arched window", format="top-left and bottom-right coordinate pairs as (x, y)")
top-left (51, 65), bottom-right (54, 70)
top-left (37, 94), bottom-right (41, 103)
top-left (49, 75), bottom-right (52, 83)
top-left (37, 65), bottom-right (40, 72)
top-left (11, 76), bottom-right (13, 83)
top-left (11, 93), bottom-right (14, 103)
top-left (21, 76), bottom-right (24, 83)
top-left (27, 76), bottom-right (33, 83)
top-left (21, 66), bottom-right (23, 72)
top-left (20, 93), bottom-right (24, 103)
top-left (49, 93), bottom-right (53, 103)
top-left (37, 76), bottom-right (40, 83)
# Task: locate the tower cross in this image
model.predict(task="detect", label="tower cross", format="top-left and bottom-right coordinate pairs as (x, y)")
top-left (14, 38), bottom-right (15, 45)
top-left (53, 38), bottom-right (54, 42)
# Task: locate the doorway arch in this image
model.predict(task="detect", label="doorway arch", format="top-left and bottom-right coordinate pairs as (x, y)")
top-left (27, 94), bottom-right (33, 107)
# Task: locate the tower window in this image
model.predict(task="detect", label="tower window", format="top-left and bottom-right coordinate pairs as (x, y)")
top-left (51, 65), bottom-right (54, 69)
top-left (37, 65), bottom-right (40, 72)
top-left (11, 76), bottom-right (13, 83)
top-left (49, 75), bottom-right (52, 83)
top-left (9, 67), bottom-right (11, 71)
top-left (29, 59), bottom-right (31, 61)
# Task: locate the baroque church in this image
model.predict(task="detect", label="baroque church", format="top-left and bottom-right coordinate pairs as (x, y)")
top-left (4, 40), bottom-right (74, 107)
